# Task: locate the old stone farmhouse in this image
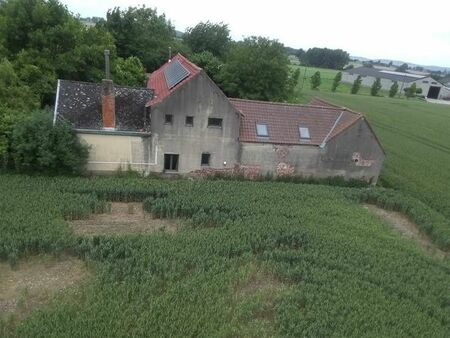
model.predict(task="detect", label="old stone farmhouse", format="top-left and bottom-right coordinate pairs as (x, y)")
top-left (343, 66), bottom-right (450, 99)
top-left (54, 54), bottom-right (385, 183)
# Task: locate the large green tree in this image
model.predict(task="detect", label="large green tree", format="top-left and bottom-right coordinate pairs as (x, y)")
top-left (0, 58), bottom-right (39, 165)
top-left (99, 5), bottom-right (175, 71)
top-left (0, 0), bottom-right (116, 104)
top-left (183, 21), bottom-right (230, 58)
top-left (220, 37), bottom-right (297, 101)
top-left (303, 47), bottom-right (349, 70)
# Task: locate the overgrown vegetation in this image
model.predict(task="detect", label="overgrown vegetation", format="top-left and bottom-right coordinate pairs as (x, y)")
top-left (9, 112), bottom-right (88, 174)
top-left (0, 175), bottom-right (449, 336)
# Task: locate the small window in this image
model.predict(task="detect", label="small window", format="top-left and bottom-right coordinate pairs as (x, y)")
top-left (431, 82), bottom-right (437, 85)
top-left (299, 126), bottom-right (311, 140)
top-left (201, 153), bottom-right (210, 166)
top-left (208, 118), bottom-right (223, 128)
top-left (164, 154), bottom-right (179, 171)
top-left (165, 114), bottom-right (173, 124)
top-left (185, 116), bottom-right (194, 126)
top-left (422, 80), bottom-right (429, 84)
top-left (256, 123), bottom-right (269, 137)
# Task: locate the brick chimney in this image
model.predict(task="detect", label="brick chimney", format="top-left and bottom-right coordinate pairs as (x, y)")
top-left (102, 50), bottom-right (115, 129)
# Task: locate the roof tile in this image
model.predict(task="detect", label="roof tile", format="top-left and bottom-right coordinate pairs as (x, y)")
top-left (230, 98), bottom-right (361, 146)
top-left (147, 54), bottom-right (202, 106)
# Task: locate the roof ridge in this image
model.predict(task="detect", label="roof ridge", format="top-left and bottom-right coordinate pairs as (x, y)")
top-left (228, 97), bottom-right (347, 111)
top-left (58, 79), bottom-right (150, 91)
top-left (174, 53), bottom-right (202, 71)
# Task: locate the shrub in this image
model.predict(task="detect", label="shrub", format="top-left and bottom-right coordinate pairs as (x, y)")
top-left (310, 71), bottom-right (321, 89)
top-left (404, 83), bottom-right (417, 98)
top-left (10, 111), bottom-right (89, 174)
top-left (351, 75), bottom-right (362, 94)
top-left (331, 72), bottom-right (342, 92)
top-left (389, 81), bottom-right (399, 97)
top-left (370, 78), bottom-right (382, 96)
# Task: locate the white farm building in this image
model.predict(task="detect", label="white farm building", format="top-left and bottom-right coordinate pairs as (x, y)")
top-left (342, 67), bottom-right (450, 99)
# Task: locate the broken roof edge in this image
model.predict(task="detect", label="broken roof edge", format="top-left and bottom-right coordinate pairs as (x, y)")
top-left (57, 78), bottom-right (153, 91)
top-left (312, 98), bottom-right (386, 155)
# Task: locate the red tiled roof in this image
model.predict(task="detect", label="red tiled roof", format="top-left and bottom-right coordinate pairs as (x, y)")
top-left (147, 53), bottom-right (201, 106)
top-left (230, 98), bottom-right (362, 146)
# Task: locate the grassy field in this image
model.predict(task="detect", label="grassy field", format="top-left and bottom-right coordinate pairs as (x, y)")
top-left (0, 175), bottom-right (449, 337)
top-left (289, 64), bottom-right (450, 221)
top-left (291, 65), bottom-right (390, 101)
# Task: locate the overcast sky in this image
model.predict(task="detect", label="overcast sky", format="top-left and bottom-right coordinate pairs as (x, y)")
top-left (62, 0), bottom-right (450, 68)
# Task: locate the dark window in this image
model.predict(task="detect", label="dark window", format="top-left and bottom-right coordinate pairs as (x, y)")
top-left (256, 123), bottom-right (269, 137)
top-left (201, 153), bottom-right (210, 166)
top-left (431, 82), bottom-right (437, 85)
top-left (422, 80), bottom-right (429, 84)
top-left (208, 118), bottom-right (223, 128)
top-left (165, 114), bottom-right (173, 124)
top-left (164, 154), bottom-right (179, 171)
top-left (186, 116), bottom-right (194, 126)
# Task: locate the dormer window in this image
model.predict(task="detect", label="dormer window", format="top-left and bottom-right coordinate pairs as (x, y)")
top-left (256, 123), bottom-right (269, 137)
top-left (299, 126), bottom-right (311, 140)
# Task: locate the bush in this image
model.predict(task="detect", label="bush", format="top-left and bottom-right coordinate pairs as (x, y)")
top-left (331, 72), bottom-right (342, 92)
top-left (370, 78), bottom-right (382, 96)
top-left (10, 111), bottom-right (89, 174)
top-left (389, 81), bottom-right (399, 97)
top-left (404, 83), bottom-right (417, 98)
top-left (351, 75), bottom-right (362, 94)
top-left (310, 71), bottom-right (321, 89)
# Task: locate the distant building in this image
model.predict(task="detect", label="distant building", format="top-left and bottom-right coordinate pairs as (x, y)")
top-left (54, 54), bottom-right (385, 183)
top-left (342, 67), bottom-right (450, 99)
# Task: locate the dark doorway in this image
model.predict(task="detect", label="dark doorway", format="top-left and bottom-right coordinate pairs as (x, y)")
top-left (427, 86), bottom-right (441, 99)
top-left (201, 153), bottom-right (210, 166)
top-left (164, 154), bottom-right (179, 171)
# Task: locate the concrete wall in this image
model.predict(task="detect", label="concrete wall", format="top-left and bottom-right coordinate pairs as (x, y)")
top-left (150, 71), bottom-right (241, 173)
top-left (342, 73), bottom-right (445, 98)
top-left (239, 118), bottom-right (385, 183)
top-left (78, 132), bottom-right (155, 173)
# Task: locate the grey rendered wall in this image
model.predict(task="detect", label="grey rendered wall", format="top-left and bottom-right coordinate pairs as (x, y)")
top-left (240, 118), bottom-right (385, 183)
top-left (322, 118), bottom-right (385, 183)
top-left (150, 71), bottom-right (241, 173)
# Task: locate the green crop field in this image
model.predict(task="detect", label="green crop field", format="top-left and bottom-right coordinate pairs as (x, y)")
top-left (290, 63), bottom-right (450, 219)
top-left (1, 175), bottom-right (449, 337)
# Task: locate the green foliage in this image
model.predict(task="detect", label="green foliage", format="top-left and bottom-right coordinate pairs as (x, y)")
top-left (99, 5), bottom-right (175, 71)
top-left (190, 51), bottom-right (223, 83)
top-left (0, 175), bottom-right (449, 336)
top-left (331, 71), bottom-right (342, 92)
top-left (351, 75), bottom-right (362, 94)
top-left (396, 63), bottom-right (408, 72)
top-left (113, 56), bottom-right (146, 86)
top-left (0, 0), bottom-right (115, 104)
top-left (303, 47), bottom-right (349, 69)
top-left (404, 83), bottom-right (417, 98)
top-left (310, 71), bottom-right (321, 89)
top-left (220, 37), bottom-right (293, 101)
top-left (389, 81), bottom-right (399, 97)
top-left (10, 112), bottom-right (88, 174)
top-left (183, 21), bottom-right (230, 58)
top-left (370, 77), bottom-right (382, 96)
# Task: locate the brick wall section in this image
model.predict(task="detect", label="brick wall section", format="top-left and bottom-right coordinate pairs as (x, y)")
top-left (102, 94), bottom-right (115, 128)
top-left (190, 164), bottom-right (261, 179)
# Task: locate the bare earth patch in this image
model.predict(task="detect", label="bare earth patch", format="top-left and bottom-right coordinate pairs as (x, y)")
top-left (70, 202), bottom-right (180, 236)
top-left (363, 204), bottom-right (448, 258)
top-left (0, 255), bottom-right (89, 319)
